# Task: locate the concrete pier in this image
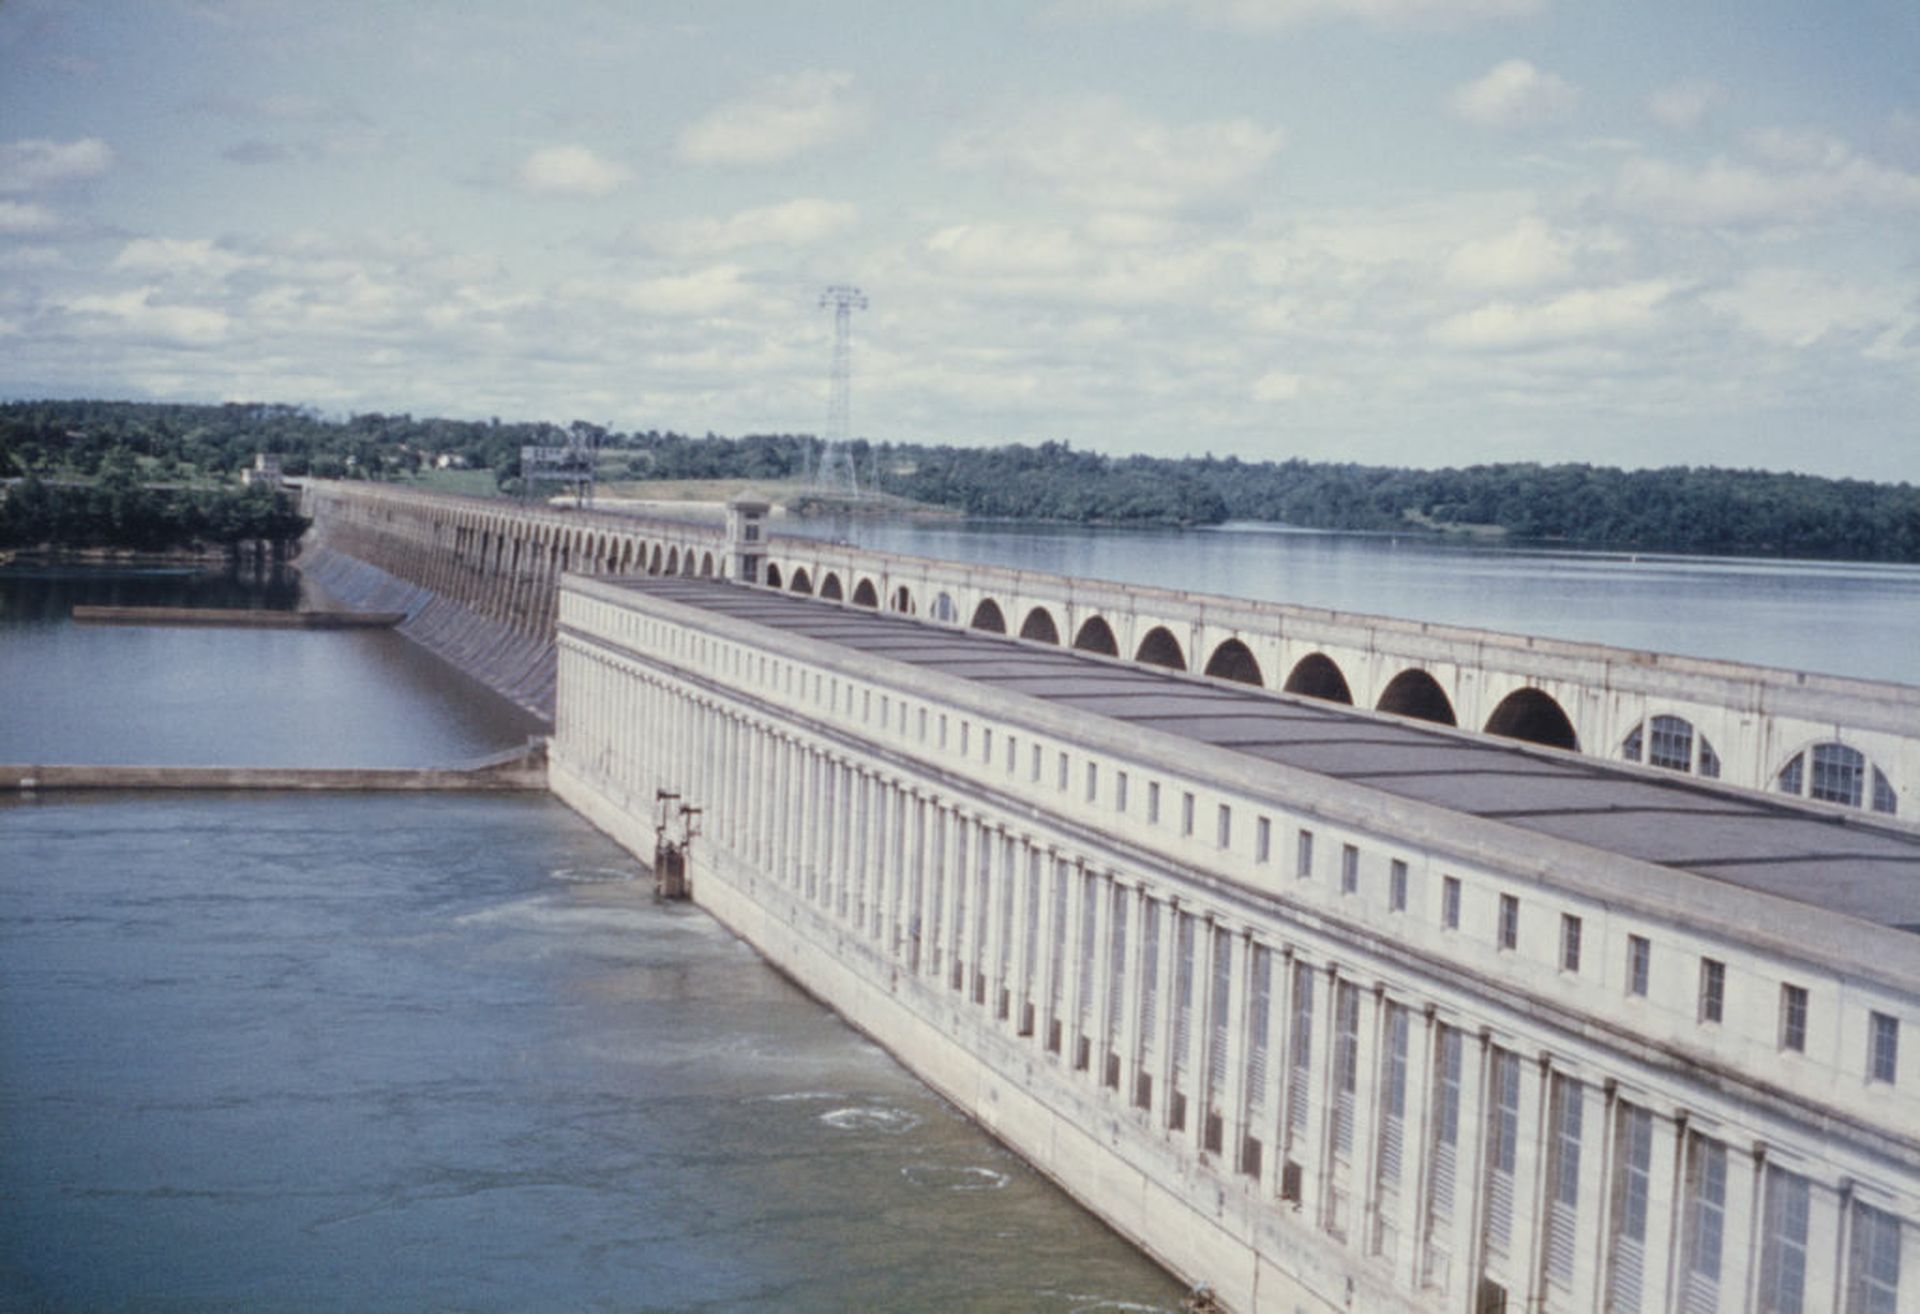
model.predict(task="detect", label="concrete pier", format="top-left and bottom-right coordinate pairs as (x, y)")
top-left (4, 743), bottom-right (547, 793)
top-left (70, 605), bottom-right (404, 628)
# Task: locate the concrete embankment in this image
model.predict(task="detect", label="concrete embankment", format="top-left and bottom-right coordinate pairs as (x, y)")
top-left (71, 605), bottom-right (404, 628)
top-left (297, 545), bottom-right (555, 723)
top-left (5, 742), bottom-right (547, 793)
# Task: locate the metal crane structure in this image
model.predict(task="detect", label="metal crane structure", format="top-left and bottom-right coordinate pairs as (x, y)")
top-left (816, 284), bottom-right (867, 498)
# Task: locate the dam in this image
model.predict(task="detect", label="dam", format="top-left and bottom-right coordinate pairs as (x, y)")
top-left (298, 481), bottom-right (1919, 1314)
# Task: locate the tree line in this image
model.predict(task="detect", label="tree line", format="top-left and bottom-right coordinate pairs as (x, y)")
top-left (2, 399), bottom-right (1914, 562)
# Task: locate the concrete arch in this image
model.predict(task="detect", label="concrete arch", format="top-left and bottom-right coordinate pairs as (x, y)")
top-left (820, 572), bottom-right (845, 601)
top-left (791, 568), bottom-right (813, 595)
top-left (666, 546), bottom-right (680, 576)
top-left (700, 552), bottom-right (715, 578)
top-left (852, 578), bottom-right (879, 608)
top-left (1203, 638), bottom-right (1263, 686)
top-left (1135, 626), bottom-right (1187, 671)
top-left (1485, 688), bottom-right (1579, 752)
top-left (891, 586), bottom-right (915, 614)
top-left (1284, 653), bottom-right (1354, 705)
top-left (1376, 669), bottom-right (1458, 726)
top-left (1072, 615), bottom-right (1118, 655)
top-left (648, 544), bottom-right (663, 575)
top-left (765, 563), bottom-right (784, 590)
top-left (1021, 607), bottom-right (1062, 645)
top-left (619, 541), bottom-right (636, 573)
top-left (970, 598), bottom-right (1008, 633)
top-left (933, 592), bottom-right (959, 623)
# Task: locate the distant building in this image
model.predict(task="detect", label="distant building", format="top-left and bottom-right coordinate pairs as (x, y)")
top-left (241, 454), bottom-right (283, 489)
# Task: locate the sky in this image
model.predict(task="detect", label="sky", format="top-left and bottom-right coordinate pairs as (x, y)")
top-left (1, 0), bottom-right (1917, 480)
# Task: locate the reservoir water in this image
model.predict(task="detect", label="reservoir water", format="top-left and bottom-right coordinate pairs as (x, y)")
top-left (782, 518), bottom-right (1920, 685)
top-left (0, 565), bottom-right (1185, 1312)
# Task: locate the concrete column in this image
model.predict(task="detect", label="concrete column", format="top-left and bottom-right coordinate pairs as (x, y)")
top-left (1389, 1004), bottom-right (1436, 1291)
top-left (1083, 869), bottom-right (1114, 1082)
top-left (1119, 885), bottom-right (1148, 1103)
top-left (1449, 1028), bottom-right (1492, 1304)
top-left (1805, 1178), bottom-right (1845, 1314)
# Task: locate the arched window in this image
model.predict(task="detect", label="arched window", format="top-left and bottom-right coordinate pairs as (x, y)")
top-left (970, 599), bottom-right (1007, 633)
top-left (933, 592), bottom-right (958, 623)
top-left (1775, 742), bottom-right (1897, 815)
top-left (819, 573), bottom-right (844, 601)
top-left (1620, 715), bottom-right (1719, 777)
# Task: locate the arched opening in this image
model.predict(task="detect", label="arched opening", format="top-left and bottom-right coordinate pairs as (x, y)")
top-left (891, 586), bottom-right (915, 614)
top-left (1021, 607), bottom-right (1062, 645)
top-left (933, 592), bottom-right (958, 623)
top-left (820, 573), bottom-right (844, 601)
top-left (1485, 688), bottom-right (1579, 752)
top-left (700, 552), bottom-right (715, 578)
top-left (1071, 615), bottom-right (1117, 655)
top-left (852, 578), bottom-right (879, 608)
top-left (619, 542), bottom-right (635, 573)
top-left (970, 599), bottom-right (1008, 633)
top-left (1283, 653), bottom-right (1354, 704)
top-left (666, 546), bottom-right (680, 576)
top-left (1376, 669), bottom-right (1457, 726)
top-left (1203, 638), bottom-right (1263, 686)
top-left (765, 563), bottom-right (784, 590)
top-left (648, 544), bottom-right (662, 575)
top-left (790, 568), bottom-right (813, 595)
top-left (1135, 626), bottom-right (1187, 671)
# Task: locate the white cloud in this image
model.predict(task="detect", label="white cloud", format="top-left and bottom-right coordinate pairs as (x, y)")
top-left (516, 145), bottom-right (630, 198)
top-left (62, 287), bottom-right (230, 346)
top-left (1613, 142), bottom-right (1920, 227)
top-left (944, 97), bottom-right (1284, 211)
top-left (1449, 60), bottom-right (1579, 129)
top-left (588, 265), bottom-right (756, 317)
top-left (1251, 369), bottom-right (1306, 401)
top-left (677, 71), bottom-right (864, 166)
top-left (113, 237), bottom-right (260, 278)
top-left (1705, 268), bottom-right (1904, 348)
top-left (925, 224), bottom-right (1091, 277)
top-left (1431, 279), bottom-right (1674, 349)
top-left (1064, 0), bottom-right (1539, 27)
top-left (0, 137), bottom-right (113, 192)
top-left (0, 199), bottom-right (58, 234)
top-left (1442, 215), bottom-right (1574, 288)
top-left (1647, 80), bottom-right (1726, 131)
top-left (658, 198), bottom-right (858, 254)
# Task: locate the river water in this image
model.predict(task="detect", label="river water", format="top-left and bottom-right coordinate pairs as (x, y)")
top-left (0, 565), bottom-right (1184, 1312)
top-left (781, 517), bottom-right (1920, 685)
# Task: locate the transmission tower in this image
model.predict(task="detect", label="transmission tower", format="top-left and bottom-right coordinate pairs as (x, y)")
top-left (816, 284), bottom-right (867, 497)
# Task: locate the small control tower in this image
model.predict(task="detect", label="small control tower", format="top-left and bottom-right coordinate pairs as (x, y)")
top-left (726, 495), bottom-right (770, 584)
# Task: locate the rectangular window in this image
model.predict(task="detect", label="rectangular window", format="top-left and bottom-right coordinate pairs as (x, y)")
top-left (1847, 1200), bottom-right (1902, 1314)
top-left (1699, 959), bottom-right (1725, 1024)
top-left (917, 708), bottom-right (928, 742)
top-left (1544, 1075), bottom-right (1583, 1289)
top-left (939, 714), bottom-right (948, 749)
top-left (1560, 914), bottom-right (1582, 973)
top-left (1389, 859), bottom-right (1408, 912)
top-left (1296, 830), bottom-right (1315, 880)
top-left (1682, 1133), bottom-right (1728, 1313)
top-left (1442, 876), bottom-right (1461, 930)
top-left (1483, 1048), bottom-right (1520, 1257)
top-left (981, 727), bottom-right (991, 762)
top-left (1147, 781), bottom-right (1161, 825)
top-left (1498, 894), bottom-right (1519, 951)
top-left (959, 721), bottom-right (969, 755)
top-left (1609, 1104), bottom-right (1654, 1312)
top-left (1256, 817), bottom-right (1272, 864)
top-left (1057, 752), bottom-right (1069, 791)
top-left (1085, 760), bottom-right (1098, 802)
top-left (1031, 744), bottom-right (1042, 783)
top-left (1340, 844), bottom-right (1359, 895)
top-left (1780, 984), bottom-right (1809, 1053)
top-left (1181, 792), bottom-right (1195, 837)
top-left (1870, 1011), bottom-right (1900, 1083)
top-left (1114, 770), bottom-right (1129, 813)
top-left (1217, 804), bottom-right (1232, 849)
top-left (1760, 1166), bottom-right (1810, 1314)
top-left (1628, 934), bottom-right (1651, 997)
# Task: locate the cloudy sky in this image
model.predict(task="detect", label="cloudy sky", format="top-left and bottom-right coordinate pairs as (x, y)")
top-left (2, 1), bottom-right (1916, 478)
